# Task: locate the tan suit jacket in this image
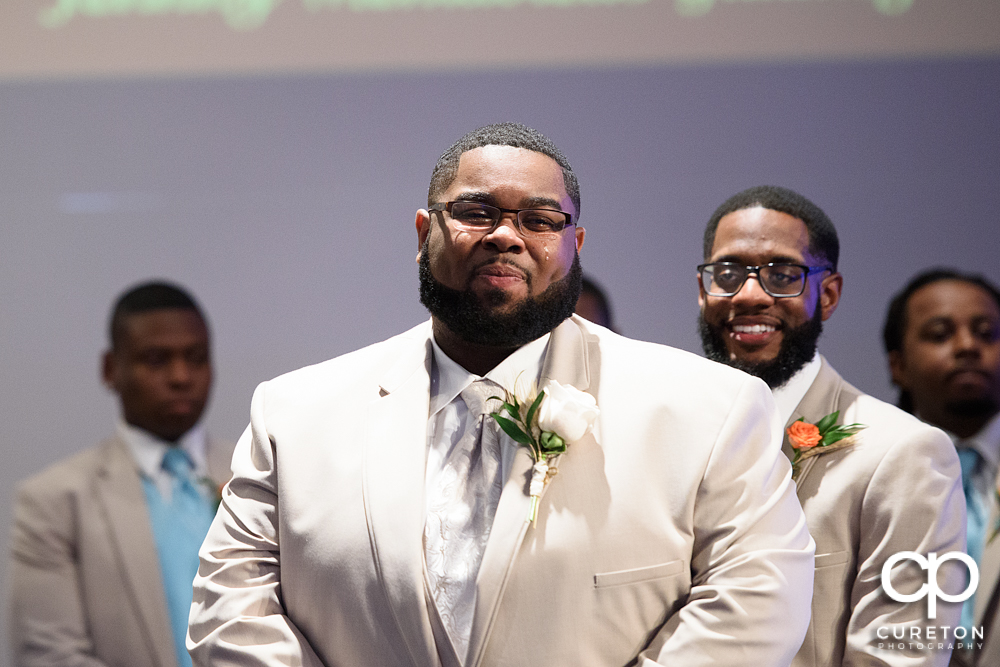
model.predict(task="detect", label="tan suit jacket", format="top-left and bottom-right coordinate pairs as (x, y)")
top-left (787, 358), bottom-right (965, 667)
top-left (189, 317), bottom-right (815, 667)
top-left (971, 523), bottom-right (1000, 666)
top-left (950, 417), bottom-right (1000, 667)
top-left (960, 505), bottom-right (1000, 666)
top-left (10, 434), bottom-right (234, 667)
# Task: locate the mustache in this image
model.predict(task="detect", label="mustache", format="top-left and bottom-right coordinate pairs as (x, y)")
top-left (468, 258), bottom-right (530, 283)
top-left (697, 307), bottom-right (823, 390)
top-left (418, 240), bottom-right (581, 348)
top-left (946, 366), bottom-right (992, 381)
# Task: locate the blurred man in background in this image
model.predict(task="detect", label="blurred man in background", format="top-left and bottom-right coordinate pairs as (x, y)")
top-left (884, 269), bottom-right (1000, 667)
top-left (574, 275), bottom-right (615, 331)
top-left (10, 281), bottom-right (233, 667)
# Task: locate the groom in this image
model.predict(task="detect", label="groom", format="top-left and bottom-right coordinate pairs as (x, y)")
top-left (189, 123), bottom-right (814, 667)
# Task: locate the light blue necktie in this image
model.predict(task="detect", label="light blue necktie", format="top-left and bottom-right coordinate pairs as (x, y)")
top-left (143, 447), bottom-right (216, 667)
top-left (959, 447), bottom-right (988, 633)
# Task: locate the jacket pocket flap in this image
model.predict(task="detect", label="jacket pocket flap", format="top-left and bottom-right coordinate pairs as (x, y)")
top-left (815, 551), bottom-right (849, 568)
top-left (594, 560), bottom-right (684, 588)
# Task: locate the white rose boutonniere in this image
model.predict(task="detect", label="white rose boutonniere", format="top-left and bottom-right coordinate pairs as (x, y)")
top-left (489, 379), bottom-right (599, 525)
top-left (536, 381), bottom-right (600, 443)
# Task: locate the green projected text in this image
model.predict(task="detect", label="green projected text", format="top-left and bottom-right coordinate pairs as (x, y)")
top-left (38, 0), bottom-right (916, 32)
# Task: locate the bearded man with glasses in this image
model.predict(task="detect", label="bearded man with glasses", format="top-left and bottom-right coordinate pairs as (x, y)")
top-left (697, 185), bottom-right (966, 667)
top-left (189, 126), bottom-right (816, 667)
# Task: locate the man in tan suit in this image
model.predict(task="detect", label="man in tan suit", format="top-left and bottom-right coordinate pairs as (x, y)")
top-left (188, 124), bottom-right (815, 667)
top-left (10, 282), bottom-right (234, 667)
top-left (697, 186), bottom-right (966, 667)
top-left (883, 269), bottom-right (1000, 666)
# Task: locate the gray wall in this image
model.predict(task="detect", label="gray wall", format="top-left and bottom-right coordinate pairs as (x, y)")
top-left (2, 57), bottom-right (999, 659)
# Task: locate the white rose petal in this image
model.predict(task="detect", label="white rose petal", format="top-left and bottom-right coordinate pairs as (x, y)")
top-left (536, 381), bottom-right (599, 443)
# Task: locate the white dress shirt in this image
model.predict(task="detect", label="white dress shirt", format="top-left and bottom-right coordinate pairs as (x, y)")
top-left (118, 419), bottom-right (209, 502)
top-left (771, 353), bottom-right (823, 426)
top-left (942, 410), bottom-right (1000, 550)
top-left (425, 333), bottom-right (549, 662)
top-left (949, 412), bottom-right (1000, 494)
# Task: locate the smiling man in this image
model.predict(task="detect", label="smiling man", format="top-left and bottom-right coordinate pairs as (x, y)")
top-left (698, 185), bottom-right (966, 667)
top-left (10, 281), bottom-right (234, 667)
top-left (188, 124), bottom-right (814, 667)
top-left (884, 269), bottom-right (1000, 667)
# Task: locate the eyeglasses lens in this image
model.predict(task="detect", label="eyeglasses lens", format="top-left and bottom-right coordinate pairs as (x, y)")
top-left (760, 265), bottom-right (806, 295)
top-left (703, 264), bottom-right (806, 296)
top-left (448, 202), bottom-right (566, 235)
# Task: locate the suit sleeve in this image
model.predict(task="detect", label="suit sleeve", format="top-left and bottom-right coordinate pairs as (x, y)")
top-left (844, 427), bottom-right (966, 666)
top-left (187, 382), bottom-right (326, 667)
top-left (638, 376), bottom-right (816, 666)
top-left (10, 483), bottom-right (110, 667)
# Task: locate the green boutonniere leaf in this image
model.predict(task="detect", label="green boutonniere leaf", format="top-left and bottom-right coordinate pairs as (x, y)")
top-left (525, 390), bottom-right (546, 430)
top-left (824, 424), bottom-right (866, 445)
top-left (822, 430), bottom-right (852, 446)
top-left (815, 410), bottom-right (840, 434)
top-left (496, 400), bottom-right (518, 419)
top-left (492, 414), bottom-right (534, 445)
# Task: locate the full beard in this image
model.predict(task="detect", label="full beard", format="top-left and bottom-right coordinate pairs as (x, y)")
top-left (698, 307), bottom-right (824, 389)
top-left (419, 240), bottom-right (583, 348)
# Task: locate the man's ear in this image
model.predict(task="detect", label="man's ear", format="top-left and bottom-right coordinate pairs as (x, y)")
top-left (819, 272), bottom-right (843, 321)
top-left (574, 226), bottom-right (586, 252)
top-left (697, 272), bottom-right (707, 310)
top-left (102, 350), bottom-right (117, 391)
top-left (415, 209), bottom-right (431, 262)
top-left (888, 350), bottom-right (909, 389)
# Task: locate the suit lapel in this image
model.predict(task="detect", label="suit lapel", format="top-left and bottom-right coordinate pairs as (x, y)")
top-left (95, 437), bottom-right (176, 667)
top-left (364, 328), bottom-right (442, 667)
top-left (467, 317), bottom-right (594, 667)
top-left (784, 357), bottom-right (843, 488)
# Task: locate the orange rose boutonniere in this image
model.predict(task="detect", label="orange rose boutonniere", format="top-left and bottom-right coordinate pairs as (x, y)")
top-left (788, 410), bottom-right (866, 480)
top-left (787, 421), bottom-right (822, 450)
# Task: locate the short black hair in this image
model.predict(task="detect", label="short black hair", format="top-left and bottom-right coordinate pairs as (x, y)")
top-left (882, 268), bottom-right (1000, 412)
top-left (428, 122), bottom-right (581, 220)
top-left (883, 268), bottom-right (1000, 355)
top-left (109, 280), bottom-right (206, 349)
top-left (703, 185), bottom-right (839, 271)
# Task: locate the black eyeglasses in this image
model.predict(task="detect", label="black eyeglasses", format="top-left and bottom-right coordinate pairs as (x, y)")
top-left (428, 201), bottom-right (574, 237)
top-left (698, 262), bottom-right (832, 298)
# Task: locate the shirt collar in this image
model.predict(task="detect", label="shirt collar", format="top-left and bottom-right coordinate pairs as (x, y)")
top-left (946, 411), bottom-right (1000, 473)
top-left (770, 352), bottom-right (823, 426)
top-left (117, 419), bottom-right (208, 478)
top-left (429, 333), bottom-right (551, 417)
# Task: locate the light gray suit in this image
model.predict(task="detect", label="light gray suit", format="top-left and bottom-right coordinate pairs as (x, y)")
top-left (189, 317), bottom-right (815, 667)
top-left (787, 357), bottom-right (966, 667)
top-left (10, 434), bottom-right (233, 667)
